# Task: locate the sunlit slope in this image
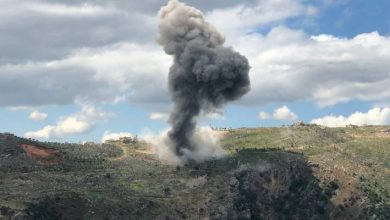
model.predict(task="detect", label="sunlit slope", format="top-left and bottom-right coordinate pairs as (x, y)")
top-left (0, 126), bottom-right (389, 219)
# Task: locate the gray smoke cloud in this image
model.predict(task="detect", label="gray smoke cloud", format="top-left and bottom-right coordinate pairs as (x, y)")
top-left (158, 0), bottom-right (250, 159)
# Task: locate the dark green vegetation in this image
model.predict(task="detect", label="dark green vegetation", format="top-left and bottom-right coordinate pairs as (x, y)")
top-left (0, 125), bottom-right (389, 219)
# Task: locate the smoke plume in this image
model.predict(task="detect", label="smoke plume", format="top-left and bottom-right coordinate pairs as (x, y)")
top-left (142, 126), bottom-right (226, 165)
top-left (158, 0), bottom-right (250, 161)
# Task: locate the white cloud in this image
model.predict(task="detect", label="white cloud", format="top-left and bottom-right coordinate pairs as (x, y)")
top-left (150, 112), bottom-right (169, 121)
top-left (258, 106), bottom-right (298, 121)
top-left (258, 111), bottom-right (271, 120)
top-left (25, 105), bottom-right (113, 140)
top-left (1, 0), bottom-right (390, 112)
top-left (311, 107), bottom-right (390, 127)
top-left (0, 43), bottom-right (171, 107)
top-left (204, 111), bottom-right (225, 120)
top-left (24, 2), bottom-right (117, 17)
top-left (29, 110), bottom-right (48, 121)
top-left (206, 0), bottom-right (316, 39)
top-left (273, 106), bottom-right (298, 121)
top-left (101, 131), bottom-right (133, 143)
top-left (237, 28), bottom-right (390, 107)
top-left (0, 1), bottom-right (157, 65)
top-left (0, 0), bottom-right (317, 109)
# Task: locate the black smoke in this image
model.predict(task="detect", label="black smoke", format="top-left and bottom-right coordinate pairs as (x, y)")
top-left (158, 0), bottom-right (250, 157)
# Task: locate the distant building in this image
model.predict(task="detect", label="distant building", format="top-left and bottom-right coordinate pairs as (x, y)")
top-left (292, 121), bottom-right (306, 127)
top-left (346, 124), bottom-right (358, 128)
top-left (119, 137), bottom-right (134, 144)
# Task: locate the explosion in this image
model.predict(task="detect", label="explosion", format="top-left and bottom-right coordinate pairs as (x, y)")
top-left (157, 0), bottom-right (250, 163)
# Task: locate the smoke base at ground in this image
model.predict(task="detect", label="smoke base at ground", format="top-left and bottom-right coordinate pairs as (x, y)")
top-left (141, 126), bottom-right (226, 165)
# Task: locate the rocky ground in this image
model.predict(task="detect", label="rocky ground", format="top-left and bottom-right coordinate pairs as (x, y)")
top-left (0, 125), bottom-right (389, 219)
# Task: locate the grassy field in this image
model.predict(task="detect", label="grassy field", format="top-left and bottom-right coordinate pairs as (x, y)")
top-left (0, 125), bottom-right (389, 219)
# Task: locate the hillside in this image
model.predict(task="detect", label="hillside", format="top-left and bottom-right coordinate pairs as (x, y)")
top-left (0, 125), bottom-right (389, 219)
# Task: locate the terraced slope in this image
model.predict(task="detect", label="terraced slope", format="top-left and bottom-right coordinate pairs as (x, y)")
top-left (0, 126), bottom-right (389, 219)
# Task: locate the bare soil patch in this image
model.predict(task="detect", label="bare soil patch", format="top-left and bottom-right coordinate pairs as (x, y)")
top-left (19, 144), bottom-right (59, 158)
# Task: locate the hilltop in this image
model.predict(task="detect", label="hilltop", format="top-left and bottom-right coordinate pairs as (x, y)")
top-left (0, 125), bottom-right (389, 219)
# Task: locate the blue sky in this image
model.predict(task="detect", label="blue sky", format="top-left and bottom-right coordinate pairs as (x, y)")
top-left (1, 0), bottom-right (390, 142)
top-left (310, 0), bottom-right (390, 37)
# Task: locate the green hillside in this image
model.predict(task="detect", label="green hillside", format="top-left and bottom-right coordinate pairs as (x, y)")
top-left (0, 125), bottom-right (389, 219)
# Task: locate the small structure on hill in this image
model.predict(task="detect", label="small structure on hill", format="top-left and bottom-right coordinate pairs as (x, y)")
top-left (120, 136), bottom-right (138, 144)
top-left (292, 121), bottom-right (306, 127)
top-left (346, 124), bottom-right (358, 129)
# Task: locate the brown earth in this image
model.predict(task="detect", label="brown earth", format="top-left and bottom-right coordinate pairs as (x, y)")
top-left (19, 144), bottom-right (60, 165)
top-left (19, 144), bottom-right (59, 158)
